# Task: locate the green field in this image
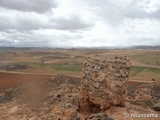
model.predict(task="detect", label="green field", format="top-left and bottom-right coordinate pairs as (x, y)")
top-left (39, 62), bottom-right (83, 72)
top-left (130, 66), bottom-right (160, 77)
top-left (1, 49), bottom-right (160, 81)
top-left (130, 52), bottom-right (160, 66)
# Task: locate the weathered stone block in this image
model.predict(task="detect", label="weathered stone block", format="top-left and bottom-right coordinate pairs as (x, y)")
top-left (80, 55), bottom-right (131, 113)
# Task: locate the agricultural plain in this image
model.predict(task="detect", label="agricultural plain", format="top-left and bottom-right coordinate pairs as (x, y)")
top-left (0, 49), bottom-right (159, 81)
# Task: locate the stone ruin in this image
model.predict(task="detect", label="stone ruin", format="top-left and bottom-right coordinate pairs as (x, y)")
top-left (80, 55), bottom-right (131, 113)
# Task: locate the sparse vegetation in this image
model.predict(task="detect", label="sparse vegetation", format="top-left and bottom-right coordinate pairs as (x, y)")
top-left (130, 66), bottom-right (160, 77)
top-left (130, 53), bottom-right (160, 66)
top-left (1, 49), bottom-right (160, 80)
top-left (130, 66), bottom-right (146, 77)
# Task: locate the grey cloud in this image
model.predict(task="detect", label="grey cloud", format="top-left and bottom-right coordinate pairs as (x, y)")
top-left (86, 0), bottom-right (160, 25)
top-left (86, 0), bottom-right (132, 25)
top-left (125, 2), bottom-right (160, 19)
top-left (0, 40), bottom-right (15, 44)
top-left (0, 31), bottom-right (54, 47)
top-left (0, 13), bottom-right (94, 31)
top-left (0, 30), bottom-right (83, 47)
top-left (0, 15), bottom-right (44, 31)
top-left (126, 37), bottom-right (160, 46)
top-left (0, 0), bottom-right (57, 13)
top-left (151, 10), bottom-right (160, 19)
top-left (51, 16), bottom-right (94, 31)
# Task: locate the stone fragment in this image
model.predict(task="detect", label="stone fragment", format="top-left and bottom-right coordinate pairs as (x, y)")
top-left (70, 111), bottom-right (80, 120)
top-left (153, 103), bottom-right (160, 111)
top-left (85, 113), bottom-right (114, 120)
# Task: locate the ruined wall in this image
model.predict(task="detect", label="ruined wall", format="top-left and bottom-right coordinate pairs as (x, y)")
top-left (80, 55), bottom-right (131, 113)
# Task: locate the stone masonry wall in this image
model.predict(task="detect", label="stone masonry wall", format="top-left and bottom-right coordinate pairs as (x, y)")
top-left (80, 55), bottom-right (131, 113)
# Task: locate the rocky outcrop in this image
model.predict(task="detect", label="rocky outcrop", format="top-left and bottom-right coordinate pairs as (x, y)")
top-left (80, 55), bottom-right (131, 113)
top-left (0, 74), bottom-right (81, 120)
top-left (85, 113), bottom-right (114, 120)
top-left (153, 103), bottom-right (160, 111)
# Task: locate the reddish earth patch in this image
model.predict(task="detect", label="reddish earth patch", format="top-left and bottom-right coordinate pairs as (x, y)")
top-left (0, 72), bottom-right (51, 90)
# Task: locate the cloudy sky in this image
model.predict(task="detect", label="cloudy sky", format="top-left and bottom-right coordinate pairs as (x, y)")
top-left (0, 0), bottom-right (160, 47)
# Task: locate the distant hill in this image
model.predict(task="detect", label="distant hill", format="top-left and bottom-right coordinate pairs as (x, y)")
top-left (0, 46), bottom-right (50, 50)
top-left (0, 45), bottom-right (160, 50)
top-left (131, 45), bottom-right (160, 50)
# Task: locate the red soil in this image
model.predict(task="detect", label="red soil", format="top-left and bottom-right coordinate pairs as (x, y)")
top-left (0, 72), bottom-right (51, 90)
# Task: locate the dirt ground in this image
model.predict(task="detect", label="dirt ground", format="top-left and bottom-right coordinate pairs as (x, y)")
top-left (0, 72), bottom-right (159, 120)
top-left (0, 72), bottom-right (52, 90)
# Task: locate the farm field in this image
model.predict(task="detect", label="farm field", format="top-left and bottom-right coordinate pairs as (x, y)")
top-left (0, 49), bottom-right (160, 81)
